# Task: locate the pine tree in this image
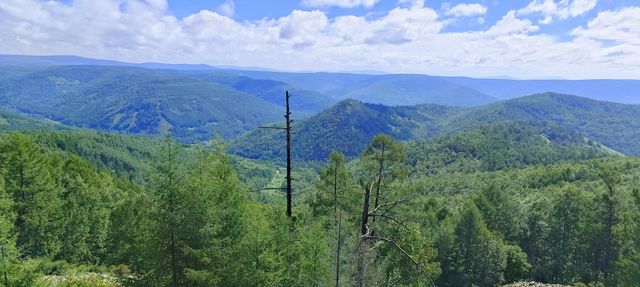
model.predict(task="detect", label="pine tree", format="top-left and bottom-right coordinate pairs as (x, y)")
top-left (312, 150), bottom-right (358, 287)
top-left (0, 133), bottom-right (63, 258)
top-left (0, 173), bottom-right (18, 286)
top-left (362, 134), bottom-right (406, 222)
top-left (151, 136), bottom-right (186, 286)
top-left (182, 146), bottom-right (250, 286)
top-left (594, 164), bottom-right (621, 286)
top-left (453, 202), bottom-right (506, 287)
top-left (547, 185), bottom-right (590, 284)
top-left (474, 181), bottom-right (519, 242)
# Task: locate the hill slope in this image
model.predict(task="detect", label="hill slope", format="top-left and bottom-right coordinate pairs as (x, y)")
top-left (0, 65), bottom-right (284, 141)
top-left (192, 73), bottom-right (336, 114)
top-left (339, 74), bottom-right (496, 106)
top-left (442, 93), bottom-right (640, 155)
top-left (0, 109), bottom-right (70, 132)
top-left (230, 99), bottom-right (456, 161)
top-left (230, 93), bottom-right (640, 161)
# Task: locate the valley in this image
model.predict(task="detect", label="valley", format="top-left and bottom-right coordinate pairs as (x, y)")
top-left (0, 55), bottom-right (638, 287)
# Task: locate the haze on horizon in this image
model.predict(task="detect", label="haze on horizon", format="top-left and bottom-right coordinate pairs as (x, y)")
top-left (1, 0), bottom-right (638, 79)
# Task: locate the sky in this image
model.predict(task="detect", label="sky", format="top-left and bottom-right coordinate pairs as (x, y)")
top-left (0, 0), bottom-right (639, 79)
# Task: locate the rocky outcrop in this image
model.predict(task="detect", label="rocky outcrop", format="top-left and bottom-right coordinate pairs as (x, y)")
top-left (503, 282), bottom-right (569, 287)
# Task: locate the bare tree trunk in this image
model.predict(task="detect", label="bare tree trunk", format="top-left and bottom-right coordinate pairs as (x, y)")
top-left (372, 144), bottom-right (385, 223)
top-left (285, 91), bottom-right (292, 220)
top-left (356, 184), bottom-right (372, 287)
top-left (356, 238), bottom-right (367, 287)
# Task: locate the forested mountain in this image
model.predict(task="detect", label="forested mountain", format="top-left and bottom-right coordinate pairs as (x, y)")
top-left (1, 55), bottom-right (640, 287)
top-left (445, 76), bottom-right (640, 104)
top-left (0, 54), bottom-right (218, 70)
top-left (0, 65), bottom-right (284, 141)
top-left (231, 93), bottom-right (640, 160)
top-left (447, 93), bottom-right (640, 155)
top-left (0, 129), bottom-right (639, 286)
top-left (191, 73), bottom-right (337, 114)
top-left (230, 99), bottom-right (454, 161)
top-left (0, 109), bottom-right (70, 132)
top-left (4, 55), bottom-right (638, 107)
top-left (338, 74), bottom-right (497, 106)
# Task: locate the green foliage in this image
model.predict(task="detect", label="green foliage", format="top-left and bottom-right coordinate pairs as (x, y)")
top-left (230, 99), bottom-right (447, 161)
top-left (451, 202), bottom-right (506, 287)
top-left (0, 66), bottom-right (284, 141)
top-left (0, 107), bottom-right (639, 287)
top-left (547, 186), bottom-right (591, 284)
top-left (473, 182), bottom-right (520, 242)
top-left (503, 244), bottom-right (532, 284)
top-left (233, 93), bottom-right (640, 161)
top-left (0, 109), bottom-right (69, 132)
top-left (408, 122), bottom-right (616, 175)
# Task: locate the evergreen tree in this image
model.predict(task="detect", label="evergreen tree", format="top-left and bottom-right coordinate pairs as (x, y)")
top-left (452, 202), bottom-right (506, 287)
top-left (547, 185), bottom-right (590, 284)
top-left (0, 133), bottom-right (63, 258)
top-left (151, 136), bottom-right (187, 286)
top-left (593, 164), bottom-right (621, 286)
top-left (182, 146), bottom-right (250, 286)
top-left (474, 181), bottom-right (519, 242)
top-left (312, 150), bottom-right (358, 287)
top-left (520, 200), bottom-right (551, 282)
top-left (0, 173), bottom-right (18, 286)
top-left (57, 155), bottom-right (113, 263)
top-left (362, 134), bottom-right (406, 218)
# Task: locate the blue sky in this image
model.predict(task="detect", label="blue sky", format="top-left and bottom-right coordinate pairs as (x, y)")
top-left (0, 0), bottom-right (639, 79)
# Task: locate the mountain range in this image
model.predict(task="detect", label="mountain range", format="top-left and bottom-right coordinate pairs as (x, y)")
top-left (1, 54), bottom-right (639, 157)
top-left (230, 93), bottom-right (640, 161)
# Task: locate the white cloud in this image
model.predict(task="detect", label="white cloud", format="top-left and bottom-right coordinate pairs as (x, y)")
top-left (216, 0), bottom-right (235, 17)
top-left (518, 0), bottom-right (598, 23)
top-left (301, 0), bottom-right (380, 9)
top-left (0, 0), bottom-right (638, 79)
top-left (444, 3), bottom-right (487, 17)
top-left (572, 7), bottom-right (640, 45)
top-left (487, 10), bottom-right (539, 35)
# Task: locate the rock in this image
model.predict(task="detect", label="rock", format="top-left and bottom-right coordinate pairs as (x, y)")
top-left (502, 282), bottom-right (570, 287)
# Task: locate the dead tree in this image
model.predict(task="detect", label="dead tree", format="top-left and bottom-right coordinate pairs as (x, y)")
top-left (332, 158), bottom-right (342, 287)
top-left (260, 91), bottom-right (294, 223)
top-left (355, 179), bottom-right (430, 287)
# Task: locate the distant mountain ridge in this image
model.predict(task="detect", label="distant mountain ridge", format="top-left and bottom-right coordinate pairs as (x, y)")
top-left (3, 54), bottom-right (638, 105)
top-left (338, 74), bottom-right (497, 106)
top-left (444, 76), bottom-right (640, 104)
top-left (230, 93), bottom-right (640, 161)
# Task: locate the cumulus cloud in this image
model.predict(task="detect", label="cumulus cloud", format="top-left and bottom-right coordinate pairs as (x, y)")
top-left (518, 0), bottom-right (598, 23)
top-left (572, 7), bottom-right (640, 45)
top-left (444, 3), bottom-right (487, 17)
top-left (301, 0), bottom-right (380, 9)
top-left (487, 10), bottom-right (539, 35)
top-left (0, 0), bottom-right (638, 79)
top-left (216, 0), bottom-right (235, 17)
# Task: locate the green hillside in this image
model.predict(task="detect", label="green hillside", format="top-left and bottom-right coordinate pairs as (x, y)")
top-left (231, 93), bottom-right (640, 161)
top-left (442, 93), bottom-right (640, 155)
top-left (230, 99), bottom-right (455, 161)
top-left (406, 122), bottom-right (620, 175)
top-left (0, 65), bottom-right (283, 141)
top-left (0, 109), bottom-right (69, 132)
top-left (1, 128), bottom-right (639, 286)
top-left (193, 72), bottom-right (337, 114)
